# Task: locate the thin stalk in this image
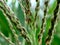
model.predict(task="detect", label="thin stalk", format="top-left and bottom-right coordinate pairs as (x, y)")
top-left (0, 32), bottom-right (14, 45)
top-left (38, 0), bottom-right (49, 45)
top-left (45, 1), bottom-right (60, 45)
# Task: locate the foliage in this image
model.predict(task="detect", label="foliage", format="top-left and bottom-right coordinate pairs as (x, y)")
top-left (0, 0), bottom-right (60, 45)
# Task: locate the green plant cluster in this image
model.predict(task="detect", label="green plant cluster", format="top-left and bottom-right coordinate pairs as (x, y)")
top-left (0, 0), bottom-right (60, 45)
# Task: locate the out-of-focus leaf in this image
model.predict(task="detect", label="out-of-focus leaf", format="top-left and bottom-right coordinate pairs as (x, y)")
top-left (48, 0), bottom-right (57, 14)
top-left (51, 35), bottom-right (60, 45)
top-left (0, 10), bottom-right (12, 37)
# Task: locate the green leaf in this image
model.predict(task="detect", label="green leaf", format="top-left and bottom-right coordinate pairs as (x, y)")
top-left (0, 10), bottom-right (12, 37)
top-left (48, 0), bottom-right (57, 14)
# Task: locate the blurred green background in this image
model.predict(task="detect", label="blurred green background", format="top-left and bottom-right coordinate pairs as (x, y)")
top-left (0, 0), bottom-right (60, 45)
